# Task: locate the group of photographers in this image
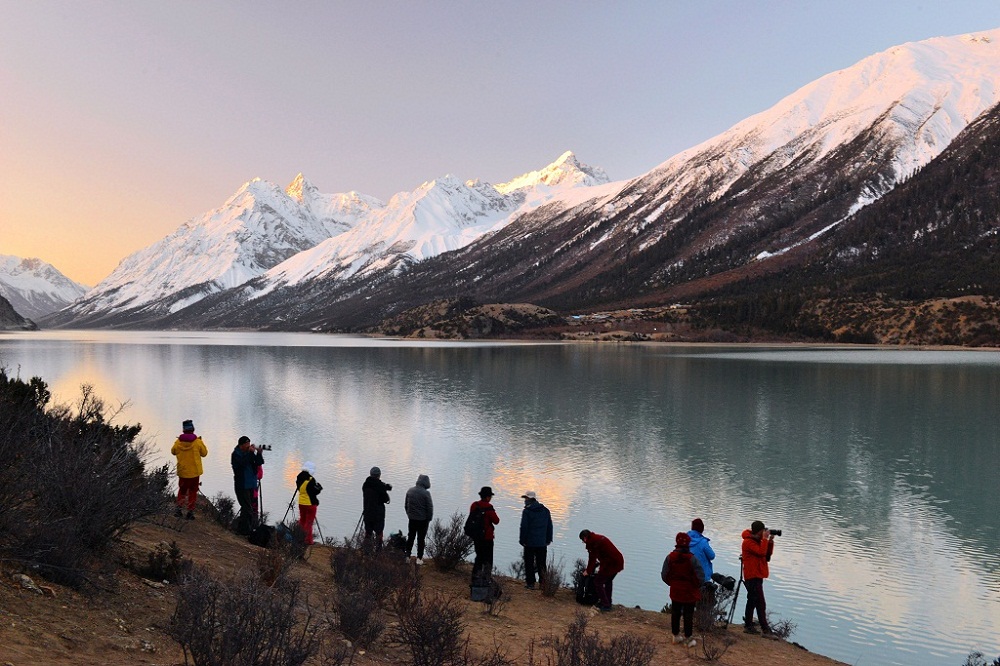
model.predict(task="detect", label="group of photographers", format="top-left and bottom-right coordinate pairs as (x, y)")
top-left (171, 424), bottom-right (779, 645)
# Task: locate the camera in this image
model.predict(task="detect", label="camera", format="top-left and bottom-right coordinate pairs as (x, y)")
top-left (768, 529), bottom-right (782, 537)
top-left (257, 444), bottom-right (272, 451)
top-left (384, 483), bottom-right (392, 491)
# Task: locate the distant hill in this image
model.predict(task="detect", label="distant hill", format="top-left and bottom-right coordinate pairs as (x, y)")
top-left (0, 293), bottom-right (36, 331)
top-left (0, 255), bottom-right (86, 320)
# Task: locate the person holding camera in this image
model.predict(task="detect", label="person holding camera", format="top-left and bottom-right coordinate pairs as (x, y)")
top-left (741, 520), bottom-right (779, 639)
top-left (362, 466), bottom-right (391, 550)
top-left (296, 461), bottom-right (323, 546)
top-left (231, 435), bottom-right (264, 536)
top-left (404, 474), bottom-right (433, 564)
top-left (171, 419), bottom-right (207, 520)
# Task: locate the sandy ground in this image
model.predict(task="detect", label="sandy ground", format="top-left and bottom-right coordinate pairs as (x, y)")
top-left (0, 508), bottom-right (846, 666)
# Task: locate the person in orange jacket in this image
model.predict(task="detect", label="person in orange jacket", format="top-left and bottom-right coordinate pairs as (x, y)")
top-left (741, 520), bottom-right (779, 638)
top-left (579, 529), bottom-right (624, 612)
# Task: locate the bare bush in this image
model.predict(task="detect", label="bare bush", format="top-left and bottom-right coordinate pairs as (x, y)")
top-left (207, 492), bottom-right (236, 530)
top-left (766, 613), bottom-right (797, 640)
top-left (541, 555), bottom-right (566, 598)
top-left (700, 629), bottom-right (737, 662)
top-left (142, 541), bottom-right (191, 583)
top-left (548, 612), bottom-right (655, 666)
top-left (330, 536), bottom-right (413, 603)
top-left (335, 585), bottom-right (384, 649)
top-left (169, 565), bottom-right (322, 666)
top-left (507, 559), bottom-right (525, 580)
top-left (0, 372), bottom-right (168, 588)
top-left (480, 572), bottom-right (510, 616)
top-left (964, 652), bottom-right (1000, 666)
top-left (426, 512), bottom-right (474, 571)
top-left (392, 583), bottom-right (467, 666)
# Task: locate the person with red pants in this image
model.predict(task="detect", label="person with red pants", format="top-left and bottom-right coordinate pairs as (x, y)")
top-left (742, 520), bottom-right (779, 639)
top-left (661, 531), bottom-right (705, 647)
top-left (170, 419), bottom-right (208, 520)
top-left (296, 461), bottom-right (322, 545)
top-left (579, 529), bottom-right (624, 612)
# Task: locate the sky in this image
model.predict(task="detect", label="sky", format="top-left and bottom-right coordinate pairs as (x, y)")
top-left (2, 1), bottom-right (1000, 286)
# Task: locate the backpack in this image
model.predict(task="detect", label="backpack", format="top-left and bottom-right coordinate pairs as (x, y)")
top-left (248, 524), bottom-right (275, 548)
top-left (575, 573), bottom-right (597, 605)
top-left (464, 505), bottom-right (486, 540)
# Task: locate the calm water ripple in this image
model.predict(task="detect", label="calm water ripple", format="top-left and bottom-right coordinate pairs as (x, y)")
top-left (1, 332), bottom-right (998, 665)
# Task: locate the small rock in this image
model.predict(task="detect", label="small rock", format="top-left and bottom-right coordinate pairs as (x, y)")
top-left (12, 573), bottom-right (44, 595)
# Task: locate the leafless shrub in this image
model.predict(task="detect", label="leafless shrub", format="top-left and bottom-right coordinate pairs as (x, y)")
top-left (335, 585), bottom-right (384, 649)
top-left (700, 628), bottom-right (737, 661)
top-left (766, 613), bottom-right (797, 640)
top-left (541, 555), bottom-right (566, 598)
top-left (480, 572), bottom-right (510, 616)
top-left (508, 559), bottom-right (525, 580)
top-left (207, 492), bottom-right (236, 530)
top-left (169, 565), bottom-right (321, 666)
top-left (0, 373), bottom-right (168, 589)
top-left (547, 612), bottom-right (655, 666)
top-left (426, 512), bottom-right (474, 571)
top-left (142, 541), bottom-right (191, 583)
top-left (330, 537), bottom-right (413, 603)
top-left (392, 582), bottom-right (467, 666)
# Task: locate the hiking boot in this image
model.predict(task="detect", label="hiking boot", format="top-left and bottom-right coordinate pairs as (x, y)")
top-left (415, 558), bottom-right (424, 565)
top-left (761, 630), bottom-right (780, 641)
top-left (186, 511), bottom-right (195, 520)
top-left (685, 637), bottom-right (698, 648)
top-left (671, 634), bottom-right (685, 644)
top-left (743, 624), bottom-right (760, 634)
top-left (174, 507), bottom-right (183, 518)
top-left (525, 583), bottom-right (536, 590)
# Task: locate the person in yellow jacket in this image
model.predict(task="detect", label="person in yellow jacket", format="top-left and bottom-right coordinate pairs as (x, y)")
top-left (295, 461), bottom-right (323, 545)
top-left (171, 419), bottom-right (208, 519)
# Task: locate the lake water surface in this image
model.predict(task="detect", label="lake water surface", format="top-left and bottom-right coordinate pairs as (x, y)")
top-left (1, 331), bottom-right (998, 665)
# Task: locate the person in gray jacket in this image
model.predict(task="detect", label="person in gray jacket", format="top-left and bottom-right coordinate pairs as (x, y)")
top-left (519, 490), bottom-right (553, 589)
top-left (404, 474), bottom-right (433, 564)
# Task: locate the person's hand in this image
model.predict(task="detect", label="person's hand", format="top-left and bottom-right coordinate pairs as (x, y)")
top-left (764, 529), bottom-right (773, 540)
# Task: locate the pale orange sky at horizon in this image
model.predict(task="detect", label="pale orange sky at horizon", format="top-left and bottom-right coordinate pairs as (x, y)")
top-left (3, 2), bottom-right (998, 286)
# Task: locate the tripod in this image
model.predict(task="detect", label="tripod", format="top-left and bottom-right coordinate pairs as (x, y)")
top-left (725, 556), bottom-right (745, 627)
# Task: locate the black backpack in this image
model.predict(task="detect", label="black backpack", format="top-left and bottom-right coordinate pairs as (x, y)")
top-left (248, 524), bottom-right (275, 548)
top-left (575, 573), bottom-right (597, 605)
top-left (464, 505), bottom-right (486, 540)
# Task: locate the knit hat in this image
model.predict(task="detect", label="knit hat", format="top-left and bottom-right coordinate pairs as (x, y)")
top-left (303, 461), bottom-right (316, 475)
top-left (691, 518), bottom-right (705, 533)
top-left (182, 419), bottom-right (195, 433)
top-left (675, 532), bottom-right (691, 547)
top-left (751, 520), bottom-right (766, 533)
top-left (370, 466), bottom-right (381, 477)
top-left (479, 486), bottom-right (494, 498)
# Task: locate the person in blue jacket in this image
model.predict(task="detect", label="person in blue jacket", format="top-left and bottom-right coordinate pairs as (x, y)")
top-left (687, 518), bottom-right (715, 584)
top-left (519, 490), bottom-right (553, 589)
top-left (231, 435), bottom-right (264, 535)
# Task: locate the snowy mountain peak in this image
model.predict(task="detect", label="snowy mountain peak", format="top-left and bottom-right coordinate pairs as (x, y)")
top-left (285, 173), bottom-right (318, 203)
top-left (495, 151), bottom-right (610, 194)
top-left (0, 254), bottom-right (88, 319)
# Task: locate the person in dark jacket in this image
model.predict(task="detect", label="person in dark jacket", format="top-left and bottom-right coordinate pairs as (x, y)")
top-left (662, 531), bottom-right (705, 647)
top-left (519, 490), bottom-right (553, 589)
top-left (469, 486), bottom-right (500, 583)
top-left (579, 529), bottom-right (624, 612)
top-left (362, 466), bottom-right (391, 550)
top-left (295, 461), bottom-right (323, 546)
top-left (404, 474), bottom-right (433, 563)
top-left (231, 435), bottom-right (264, 535)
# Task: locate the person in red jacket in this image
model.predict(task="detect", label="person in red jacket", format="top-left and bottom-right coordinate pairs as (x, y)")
top-left (579, 529), bottom-right (624, 612)
top-left (469, 486), bottom-right (500, 583)
top-left (662, 531), bottom-right (705, 647)
top-left (741, 520), bottom-right (779, 638)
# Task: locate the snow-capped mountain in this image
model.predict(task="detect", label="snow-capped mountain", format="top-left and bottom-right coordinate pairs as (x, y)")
top-left (51, 175), bottom-right (377, 325)
top-left (0, 255), bottom-right (87, 320)
top-left (247, 151), bottom-right (611, 298)
top-left (42, 27), bottom-right (1000, 333)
